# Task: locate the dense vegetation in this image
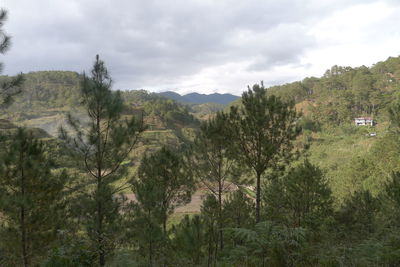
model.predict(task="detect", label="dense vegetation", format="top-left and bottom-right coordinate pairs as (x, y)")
top-left (3, 7), bottom-right (400, 266)
top-left (267, 58), bottom-right (400, 125)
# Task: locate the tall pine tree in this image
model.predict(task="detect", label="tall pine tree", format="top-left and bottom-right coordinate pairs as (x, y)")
top-left (0, 8), bottom-right (23, 108)
top-left (0, 128), bottom-right (67, 267)
top-left (190, 111), bottom-right (240, 251)
top-left (229, 82), bottom-right (300, 222)
top-left (264, 159), bottom-right (333, 228)
top-left (130, 146), bottom-right (195, 266)
top-left (60, 55), bottom-right (144, 266)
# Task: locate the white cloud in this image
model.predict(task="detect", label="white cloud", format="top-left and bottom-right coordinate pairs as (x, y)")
top-left (301, 1), bottom-right (400, 76)
top-left (1, 0), bottom-right (400, 95)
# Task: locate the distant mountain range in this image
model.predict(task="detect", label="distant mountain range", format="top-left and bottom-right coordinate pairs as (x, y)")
top-left (158, 91), bottom-right (239, 105)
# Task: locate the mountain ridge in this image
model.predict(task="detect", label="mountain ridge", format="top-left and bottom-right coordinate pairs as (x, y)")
top-left (158, 91), bottom-right (239, 105)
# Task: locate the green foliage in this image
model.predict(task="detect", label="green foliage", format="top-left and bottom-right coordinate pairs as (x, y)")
top-left (129, 146), bottom-right (195, 266)
top-left (264, 160), bottom-right (333, 229)
top-left (267, 81), bottom-right (310, 103)
top-left (388, 100), bottom-right (400, 129)
top-left (384, 172), bottom-right (400, 209)
top-left (0, 9), bottom-right (23, 108)
top-left (380, 171), bottom-right (400, 227)
top-left (348, 234), bottom-right (400, 266)
top-left (170, 215), bottom-right (206, 266)
top-left (42, 238), bottom-right (95, 267)
top-left (190, 111), bottom-right (242, 252)
top-left (123, 89), bottom-right (198, 128)
top-left (191, 111), bottom-right (239, 192)
top-left (335, 190), bottom-right (380, 238)
top-left (0, 74), bottom-right (24, 108)
top-left (223, 190), bottom-right (255, 229)
top-left (0, 128), bottom-right (68, 266)
top-left (298, 116), bottom-right (320, 132)
top-left (0, 72), bottom-right (199, 142)
top-left (230, 83), bottom-right (300, 175)
top-left (3, 41), bottom-right (400, 266)
top-left (306, 124), bottom-right (390, 202)
top-left (60, 55), bottom-right (144, 266)
top-left (263, 57), bottom-right (400, 126)
top-left (222, 190), bottom-right (255, 256)
top-left (200, 194), bottom-right (220, 266)
top-left (133, 146), bottom-right (194, 228)
top-left (190, 102), bottom-right (225, 114)
top-left (227, 221), bottom-right (306, 266)
top-left (230, 82), bottom-right (301, 222)
top-left (190, 102), bottom-right (226, 120)
top-left (1, 71), bottom-right (78, 112)
top-left (125, 201), bottom-right (165, 266)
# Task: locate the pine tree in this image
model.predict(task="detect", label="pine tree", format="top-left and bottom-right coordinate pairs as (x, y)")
top-left (223, 190), bottom-right (254, 229)
top-left (190, 111), bottom-right (240, 251)
top-left (336, 190), bottom-right (379, 238)
top-left (382, 172), bottom-right (400, 226)
top-left (201, 194), bottom-right (220, 267)
top-left (222, 190), bottom-right (255, 250)
top-left (228, 221), bottom-right (305, 266)
top-left (0, 9), bottom-right (23, 108)
top-left (0, 128), bottom-right (67, 267)
top-left (170, 215), bottom-right (205, 266)
top-left (264, 160), bottom-right (333, 228)
top-left (229, 82), bottom-right (301, 222)
top-left (130, 146), bottom-right (195, 266)
top-left (59, 55), bottom-right (144, 266)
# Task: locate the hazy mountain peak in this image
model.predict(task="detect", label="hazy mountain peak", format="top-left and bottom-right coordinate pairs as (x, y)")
top-left (158, 91), bottom-right (239, 105)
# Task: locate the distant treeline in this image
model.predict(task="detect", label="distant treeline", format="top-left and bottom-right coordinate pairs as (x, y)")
top-left (2, 55), bottom-right (400, 266)
top-left (267, 56), bottom-right (400, 125)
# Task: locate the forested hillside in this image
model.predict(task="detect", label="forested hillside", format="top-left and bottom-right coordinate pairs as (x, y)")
top-left (3, 48), bottom-right (400, 265)
top-left (258, 56), bottom-right (400, 203)
top-left (4, 0), bottom-right (400, 264)
top-left (0, 71), bottom-right (200, 137)
top-left (267, 56), bottom-right (400, 125)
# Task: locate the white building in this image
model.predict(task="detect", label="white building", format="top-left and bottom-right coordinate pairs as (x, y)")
top-left (354, 117), bottom-right (374, 126)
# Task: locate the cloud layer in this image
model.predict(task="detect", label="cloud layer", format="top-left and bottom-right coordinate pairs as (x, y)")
top-left (2, 0), bottom-right (400, 95)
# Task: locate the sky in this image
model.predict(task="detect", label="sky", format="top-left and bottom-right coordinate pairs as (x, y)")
top-left (1, 0), bottom-right (400, 96)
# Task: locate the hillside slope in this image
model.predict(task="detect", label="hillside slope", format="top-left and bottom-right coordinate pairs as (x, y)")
top-left (224, 56), bottom-right (400, 203)
top-left (0, 72), bottom-right (199, 162)
top-left (3, 56), bottom-right (400, 205)
top-left (266, 56), bottom-right (400, 126)
top-left (262, 56), bottom-right (400, 203)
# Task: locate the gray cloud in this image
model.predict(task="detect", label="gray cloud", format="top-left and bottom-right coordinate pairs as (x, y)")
top-left (1, 0), bottom-right (399, 93)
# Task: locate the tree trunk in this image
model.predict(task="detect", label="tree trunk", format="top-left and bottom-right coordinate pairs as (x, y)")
top-left (96, 111), bottom-right (106, 267)
top-left (207, 235), bottom-right (212, 267)
top-left (97, 163), bottom-right (104, 266)
top-left (149, 212), bottom-right (153, 267)
top-left (256, 171), bottom-right (261, 223)
top-left (98, 187), bottom-right (105, 267)
top-left (163, 215), bottom-right (167, 267)
top-left (218, 180), bottom-right (224, 250)
top-left (21, 205), bottom-right (28, 267)
top-left (213, 239), bottom-right (218, 267)
top-left (149, 228), bottom-right (153, 267)
top-left (20, 151), bottom-right (29, 267)
top-left (99, 249), bottom-right (105, 267)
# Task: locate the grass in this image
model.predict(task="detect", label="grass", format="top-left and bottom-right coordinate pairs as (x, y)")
top-left (307, 123), bottom-right (389, 204)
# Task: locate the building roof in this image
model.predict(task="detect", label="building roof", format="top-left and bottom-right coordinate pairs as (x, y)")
top-left (355, 117), bottom-right (373, 120)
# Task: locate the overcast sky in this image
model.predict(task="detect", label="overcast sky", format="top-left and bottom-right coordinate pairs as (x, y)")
top-left (1, 0), bottom-right (400, 95)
